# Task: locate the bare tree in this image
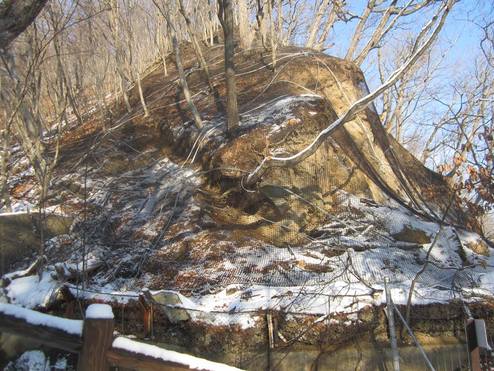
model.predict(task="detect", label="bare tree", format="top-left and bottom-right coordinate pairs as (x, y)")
top-left (345, 0), bottom-right (376, 61)
top-left (0, 108), bottom-right (12, 211)
top-left (218, 0), bottom-right (240, 133)
top-left (152, 0), bottom-right (203, 129)
top-left (0, 0), bottom-right (51, 212)
top-left (283, 0), bottom-right (307, 45)
top-left (155, 12), bottom-right (170, 78)
top-left (177, 0), bottom-right (212, 85)
top-left (2, 31), bottom-right (56, 255)
top-left (375, 34), bottom-right (445, 147)
top-left (312, 1), bottom-right (344, 51)
top-left (107, 0), bottom-right (131, 112)
top-left (306, 0), bottom-right (331, 49)
top-left (345, 0), bottom-right (436, 66)
top-left (238, 0), bottom-right (254, 49)
top-left (426, 62), bottom-right (494, 210)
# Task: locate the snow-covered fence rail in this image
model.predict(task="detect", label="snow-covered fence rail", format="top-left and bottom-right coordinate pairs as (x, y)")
top-left (0, 303), bottom-right (241, 371)
top-left (107, 336), bottom-right (241, 371)
top-left (0, 303), bottom-right (83, 353)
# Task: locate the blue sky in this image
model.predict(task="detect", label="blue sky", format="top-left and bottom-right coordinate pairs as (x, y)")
top-left (287, 0), bottom-right (492, 168)
top-left (329, 0), bottom-right (491, 88)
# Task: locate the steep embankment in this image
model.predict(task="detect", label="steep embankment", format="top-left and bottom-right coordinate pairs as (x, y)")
top-left (2, 45), bottom-right (493, 367)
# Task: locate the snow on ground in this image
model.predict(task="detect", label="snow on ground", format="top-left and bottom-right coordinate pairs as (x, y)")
top-left (2, 192), bottom-right (493, 330)
top-left (6, 272), bottom-right (59, 309)
top-left (3, 350), bottom-right (49, 371)
top-left (4, 350), bottom-right (71, 371)
top-left (2, 94), bottom-right (492, 332)
top-left (81, 155), bottom-right (202, 238)
top-left (0, 200), bottom-right (35, 214)
top-left (239, 94), bottom-right (323, 134)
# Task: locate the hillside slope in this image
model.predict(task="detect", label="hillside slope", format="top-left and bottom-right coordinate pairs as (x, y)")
top-left (2, 44), bottom-right (493, 366)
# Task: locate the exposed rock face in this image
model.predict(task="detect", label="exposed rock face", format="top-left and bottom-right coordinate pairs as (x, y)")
top-left (190, 49), bottom-right (470, 246)
top-left (0, 213), bottom-right (72, 274)
top-left (392, 226), bottom-right (431, 244)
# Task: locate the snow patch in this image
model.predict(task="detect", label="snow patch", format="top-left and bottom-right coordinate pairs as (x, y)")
top-left (112, 336), bottom-right (242, 371)
top-left (6, 272), bottom-right (59, 308)
top-left (0, 200), bottom-right (35, 214)
top-left (4, 350), bottom-right (48, 371)
top-left (238, 94), bottom-right (323, 134)
top-left (86, 303), bottom-right (114, 319)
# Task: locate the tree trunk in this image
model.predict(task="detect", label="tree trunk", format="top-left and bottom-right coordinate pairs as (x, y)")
top-left (256, 0), bottom-right (269, 48)
top-left (267, 0), bottom-right (276, 68)
top-left (109, 0), bottom-right (132, 113)
top-left (345, 0), bottom-right (376, 61)
top-left (137, 71), bottom-right (149, 117)
top-left (219, 0), bottom-right (240, 133)
top-left (0, 122), bottom-right (12, 211)
top-left (354, 4), bottom-right (396, 66)
top-left (238, 0), bottom-right (253, 49)
top-left (306, 0), bottom-right (330, 49)
top-left (120, 77), bottom-right (132, 113)
top-left (172, 32), bottom-right (203, 129)
top-left (177, 0), bottom-right (212, 85)
top-left (314, 4), bottom-right (338, 51)
top-left (276, 0), bottom-right (283, 45)
top-left (152, 0), bottom-right (203, 129)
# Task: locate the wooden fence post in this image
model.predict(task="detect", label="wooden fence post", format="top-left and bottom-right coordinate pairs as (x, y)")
top-left (466, 318), bottom-right (493, 371)
top-left (139, 291), bottom-right (154, 339)
top-left (78, 304), bottom-right (114, 371)
top-left (266, 310), bottom-right (274, 371)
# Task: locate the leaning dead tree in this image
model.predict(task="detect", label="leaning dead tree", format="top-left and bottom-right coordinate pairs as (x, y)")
top-left (177, 0), bottom-right (212, 86)
top-left (245, 0), bottom-right (455, 187)
top-left (152, 0), bottom-right (203, 129)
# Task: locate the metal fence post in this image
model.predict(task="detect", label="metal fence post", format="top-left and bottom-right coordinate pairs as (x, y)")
top-left (385, 277), bottom-right (400, 371)
top-left (393, 298), bottom-right (435, 370)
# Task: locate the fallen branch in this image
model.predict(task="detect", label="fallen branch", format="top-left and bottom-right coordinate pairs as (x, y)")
top-left (1, 255), bottom-right (47, 286)
top-left (54, 257), bottom-right (103, 282)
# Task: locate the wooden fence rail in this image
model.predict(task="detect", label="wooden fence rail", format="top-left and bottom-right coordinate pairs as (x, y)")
top-left (0, 306), bottom-right (82, 353)
top-left (0, 303), bottom-right (241, 371)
